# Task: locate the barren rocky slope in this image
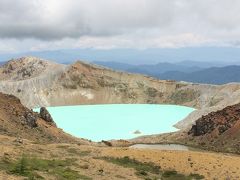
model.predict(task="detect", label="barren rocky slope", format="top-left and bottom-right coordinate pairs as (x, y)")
top-left (1, 57), bottom-right (240, 129)
top-left (0, 57), bottom-right (66, 108)
top-left (187, 103), bottom-right (240, 153)
top-left (0, 92), bottom-right (86, 144)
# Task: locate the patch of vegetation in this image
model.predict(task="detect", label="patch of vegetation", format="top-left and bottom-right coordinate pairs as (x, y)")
top-left (67, 148), bottom-right (91, 156)
top-left (99, 156), bottom-right (160, 179)
top-left (103, 156), bottom-right (161, 174)
top-left (0, 155), bottom-right (91, 180)
top-left (189, 173), bottom-right (205, 179)
top-left (162, 170), bottom-right (204, 180)
top-left (100, 156), bottom-right (204, 180)
top-left (162, 170), bottom-right (188, 179)
top-left (57, 145), bottom-right (91, 156)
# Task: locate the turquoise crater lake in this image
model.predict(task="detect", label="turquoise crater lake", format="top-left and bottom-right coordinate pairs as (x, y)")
top-left (35, 104), bottom-right (194, 142)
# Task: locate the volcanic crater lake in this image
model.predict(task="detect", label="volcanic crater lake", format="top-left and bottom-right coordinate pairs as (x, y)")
top-left (35, 104), bottom-right (195, 142)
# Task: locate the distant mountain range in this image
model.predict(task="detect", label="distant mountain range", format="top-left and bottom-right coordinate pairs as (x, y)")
top-left (158, 66), bottom-right (240, 84)
top-left (94, 61), bottom-right (202, 74)
top-left (1, 47), bottom-right (240, 85)
top-left (1, 47), bottom-right (240, 65)
top-left (94, 61), bottom-right (240, 85)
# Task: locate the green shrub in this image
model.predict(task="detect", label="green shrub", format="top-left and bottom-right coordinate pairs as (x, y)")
top-left (0, 155), bottom-right (91, 180)
top-left (100, 156), bottom-right (204, 180)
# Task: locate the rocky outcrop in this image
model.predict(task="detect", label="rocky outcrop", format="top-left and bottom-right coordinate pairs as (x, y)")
top-left (24, 112), bottom-right (38, 128)
top-left (187, 103), bottom-right (240, 153)
top-left (188, 103), bottom-right (240, 136)
top-left (40, 107), bottom-right (56, 126)
top-left (0, 92), bottom-right (81, 143)
top-left (0, 56), bottom-right (48, 81)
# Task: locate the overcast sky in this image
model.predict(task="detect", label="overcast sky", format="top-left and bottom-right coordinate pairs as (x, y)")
top-left (0, 0), bottom-right (240, 53)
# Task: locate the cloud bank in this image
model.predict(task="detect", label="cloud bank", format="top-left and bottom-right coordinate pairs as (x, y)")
top-left (0, 0), bottom-right (240, 52)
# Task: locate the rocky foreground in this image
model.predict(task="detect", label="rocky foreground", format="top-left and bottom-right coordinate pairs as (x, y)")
top-left (1, 134), bottom-right (240, 180)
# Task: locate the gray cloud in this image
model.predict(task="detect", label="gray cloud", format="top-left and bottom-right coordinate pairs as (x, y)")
top-left (0, 0), bottom-right (239, 51)
top-left (0, 0), bottom-right (176, 39)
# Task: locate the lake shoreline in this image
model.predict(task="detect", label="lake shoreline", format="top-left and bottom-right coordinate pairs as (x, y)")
top-left (34, 104), bottom-right (195, 142)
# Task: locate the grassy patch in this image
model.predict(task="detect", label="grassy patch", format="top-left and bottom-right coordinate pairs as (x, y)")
top-left (56, 145), bottom-right (91, 157)
top-left (102, 156), bottom-right (161, 175)
top-left (100, 156), bottom-right (204, 180)
top-left (67, 148), bottom-right (91, 156)
top-left (0, 155), bottom-right (91, 180)
top-left (162, 171), bottom-right (204, 180)
top-left (189, 173), bottom-right (205, 179)
top-left (162, 170), bottom-right (189, 180)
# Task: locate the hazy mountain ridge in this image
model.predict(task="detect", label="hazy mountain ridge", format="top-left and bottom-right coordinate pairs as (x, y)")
top-left (94, 61), bottom-right (240, 85)
top-left (94, 61), bottom-right (202, 74)
top-left (1, 47), bottom-right (240, 65)
top-left (158, 65), bottom-right (240, 85)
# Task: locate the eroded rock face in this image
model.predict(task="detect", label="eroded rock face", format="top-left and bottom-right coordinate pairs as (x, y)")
top-left (189, 103), bottom-right (240, 136)
top-left (40, 107), bottom-right (56, 126)
top-left (186, 103), bottom-right (240, 153)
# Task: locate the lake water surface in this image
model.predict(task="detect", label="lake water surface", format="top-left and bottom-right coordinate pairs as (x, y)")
top-left (35, 104), bottom-right (194, 142)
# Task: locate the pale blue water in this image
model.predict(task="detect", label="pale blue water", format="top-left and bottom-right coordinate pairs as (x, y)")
top-left (34, 104), bottom-right (194, 142)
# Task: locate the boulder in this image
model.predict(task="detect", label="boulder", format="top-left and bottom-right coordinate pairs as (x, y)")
top-left (24, 112), bottom-right (38, 128)
top-left (40, 107), bottom-right (56, 126)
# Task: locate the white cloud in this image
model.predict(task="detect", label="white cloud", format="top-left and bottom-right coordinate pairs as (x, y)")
top-left (0, 0), bottom-right (239, 52)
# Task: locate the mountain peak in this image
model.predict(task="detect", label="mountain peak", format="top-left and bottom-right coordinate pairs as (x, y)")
top-left (0, 56), bottom-right (62, 81)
